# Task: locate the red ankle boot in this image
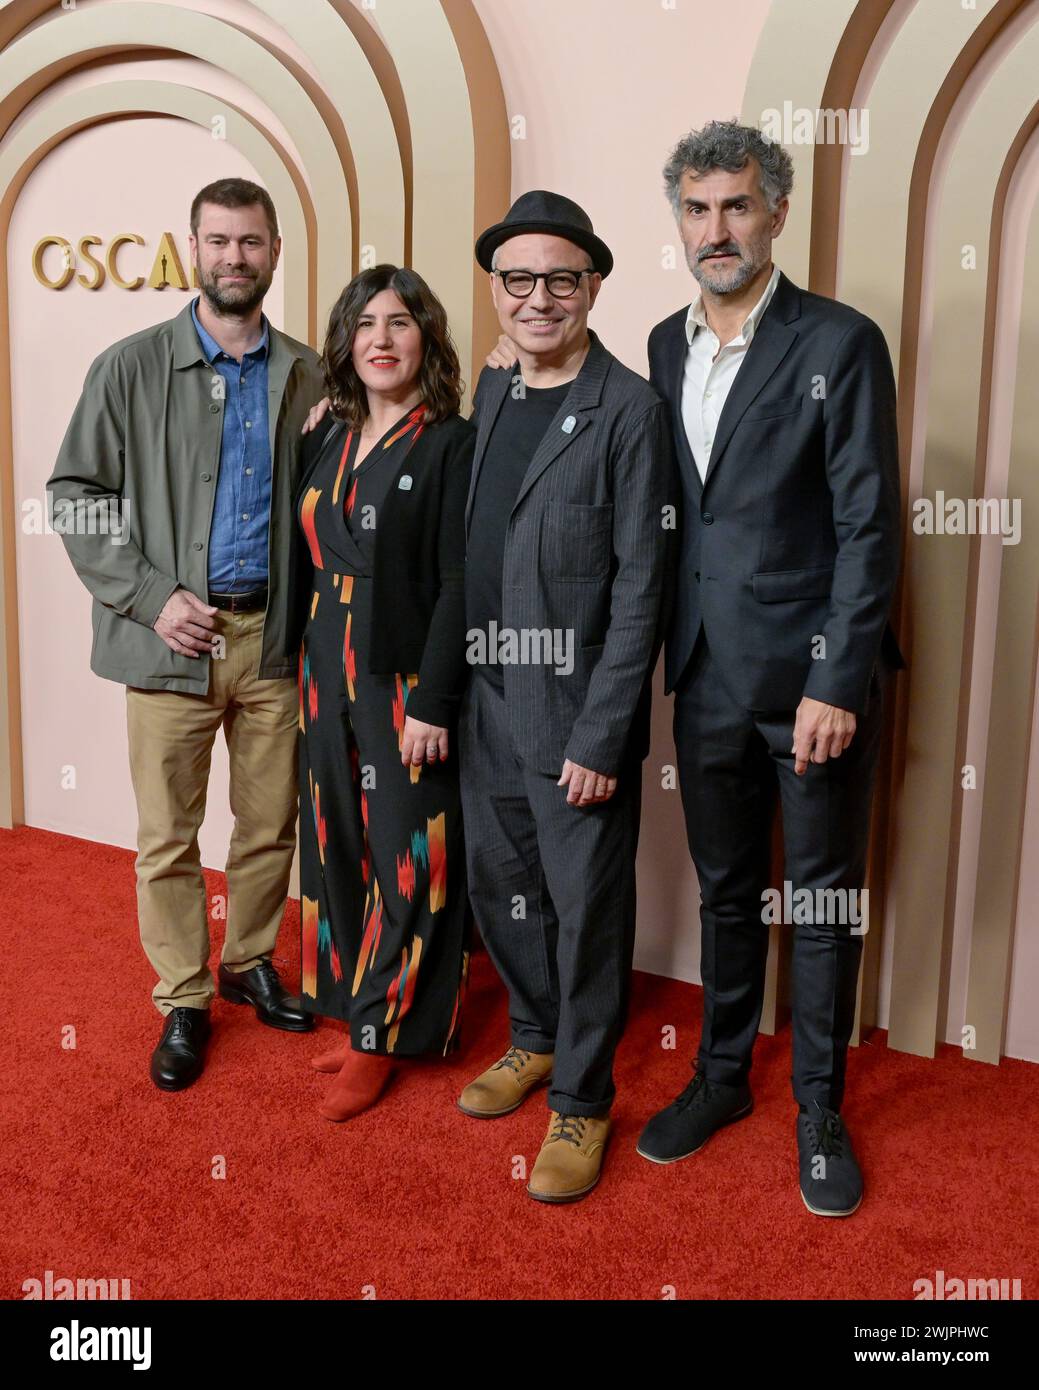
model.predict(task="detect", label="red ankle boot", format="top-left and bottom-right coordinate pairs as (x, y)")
top-left (318, 1049), bottom-right (397, 1121)
top-left (310, 1039), bottom-right (351, 1073)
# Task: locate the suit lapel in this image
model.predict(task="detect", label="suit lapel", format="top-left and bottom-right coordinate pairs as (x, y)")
top-left (701, 272), bottom-right (801, 492)
top-left (499, 332), bottom-right (610, 517)
top-left (465, 364), bottom-right (512, 537)
top-left (664, 313), bottom-right (702, 500)
top-left (512, 404), bottom-right (592, 512)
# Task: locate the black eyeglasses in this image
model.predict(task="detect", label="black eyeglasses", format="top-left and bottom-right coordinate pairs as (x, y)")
top-left (493, 268), bottom-right (597, 299)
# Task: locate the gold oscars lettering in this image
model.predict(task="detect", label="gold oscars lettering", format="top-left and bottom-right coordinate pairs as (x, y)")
top-left (32, 233), bottom-right (198, 291)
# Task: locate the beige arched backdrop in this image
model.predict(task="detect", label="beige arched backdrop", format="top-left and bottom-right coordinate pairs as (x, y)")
top-left (1, 0), bottom-right (1035, 1069)
top-left (0, 0), bottom-right (510, 840)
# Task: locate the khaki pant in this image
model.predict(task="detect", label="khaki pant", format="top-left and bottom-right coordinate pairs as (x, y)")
top-left (126, 608), bottom-right (299, 1015)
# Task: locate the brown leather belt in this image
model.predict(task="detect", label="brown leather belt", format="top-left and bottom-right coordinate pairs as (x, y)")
top-left (208, 587), bottom-right (268, 614)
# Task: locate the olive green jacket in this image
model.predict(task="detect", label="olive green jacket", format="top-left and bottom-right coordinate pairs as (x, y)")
top-left (48, 300), bottom-right (324, 692)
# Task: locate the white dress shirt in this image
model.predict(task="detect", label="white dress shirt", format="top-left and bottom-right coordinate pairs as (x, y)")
top-left (680, 264), bottom-right (781, 482)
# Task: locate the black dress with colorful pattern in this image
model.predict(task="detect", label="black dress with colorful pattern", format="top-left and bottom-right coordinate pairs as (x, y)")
top-left (297, 405), bottom-right (468, 1055)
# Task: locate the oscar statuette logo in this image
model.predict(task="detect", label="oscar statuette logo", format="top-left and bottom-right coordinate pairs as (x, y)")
top-left (31, 231), bottom-right (198, 291)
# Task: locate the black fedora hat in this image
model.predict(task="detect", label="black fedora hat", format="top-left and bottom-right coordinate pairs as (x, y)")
top-left (475, 190), bottom-right (613, 278)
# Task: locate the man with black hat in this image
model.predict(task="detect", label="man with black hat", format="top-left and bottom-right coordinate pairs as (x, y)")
top-left (456, 191), bottom-right (676, 1203)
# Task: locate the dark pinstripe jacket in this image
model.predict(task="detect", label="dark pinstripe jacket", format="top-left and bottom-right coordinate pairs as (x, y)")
top-left (466, 331), bottom-right (678, 777)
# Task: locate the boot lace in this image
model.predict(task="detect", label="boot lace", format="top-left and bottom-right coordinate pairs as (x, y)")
top-left (674, 1068), bottom-right (715, 1111)
top-left (494, 1047), bottom-right (534, 1074)
top-left (805, 1104), bottom-right (845, 1159)
top-left (548, 1114), bottom-right (588, 1147)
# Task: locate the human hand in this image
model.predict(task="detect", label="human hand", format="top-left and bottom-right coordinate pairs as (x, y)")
top-left (485, 334), bottom-right (519, 370)
top-left (557, 759), bottom-right (617, 807)
top-left (302, 396), bottom-right (332, 434)
top-left (154, 588), bottom-right (219, 658)
top-left (792, 697), bottom-right (856, 775)
top-left (401, 715), bottom-right (449, 766)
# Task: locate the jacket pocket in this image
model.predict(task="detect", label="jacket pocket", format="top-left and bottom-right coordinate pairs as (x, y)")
top-left (742, 392), bottom-right (803, 422)
top-left (96, 602), bottom-right (187, 679)
top-left (752, 564), bottom-right (834, 602)
top-left (545, 642), bottom-right (602, 726)
top-left (542, 502), bottom-right (613, 581)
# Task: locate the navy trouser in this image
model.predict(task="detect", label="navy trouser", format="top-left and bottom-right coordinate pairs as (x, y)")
top-left (674, 635), bottom-right (886, 1110)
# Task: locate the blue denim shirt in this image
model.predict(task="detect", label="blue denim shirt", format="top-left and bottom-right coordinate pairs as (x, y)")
top-left (190, 297), bottom-right (272, 592)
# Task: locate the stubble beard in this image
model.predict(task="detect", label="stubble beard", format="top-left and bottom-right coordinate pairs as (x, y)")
top-left (688, 226), bottom-right (772, 296)
top-left (196, 260), bottom-right (273, 316)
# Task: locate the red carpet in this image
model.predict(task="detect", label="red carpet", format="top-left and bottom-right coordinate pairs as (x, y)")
top-left (4, 824), bottom-right (1037, 1301)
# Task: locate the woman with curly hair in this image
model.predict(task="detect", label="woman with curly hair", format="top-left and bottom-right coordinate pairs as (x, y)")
top-left (295, 265), bottom-right (474, 1120)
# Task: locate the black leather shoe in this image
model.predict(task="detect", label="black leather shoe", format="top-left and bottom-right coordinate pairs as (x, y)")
top-left (797, 1100), bottom-right (863, 1217)
top-left (217, 959), bottom-right (314, 1032)
top-left (636, 1067), bottom-right (753, 1163)
top-left (150, 1007), bottom-right (211, 1091)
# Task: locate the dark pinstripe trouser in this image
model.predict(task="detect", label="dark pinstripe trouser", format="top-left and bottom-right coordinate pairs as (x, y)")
top-left (459, 673), bottom-right (643, 1117)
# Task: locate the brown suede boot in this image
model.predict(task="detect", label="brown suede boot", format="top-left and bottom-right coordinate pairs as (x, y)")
top-left (526, 1112), bottom-right (611, 1203)
top-left (457, 1045), bottom-right (554, 1118)
top-left (318, 1049), bottom-right (397, 1121)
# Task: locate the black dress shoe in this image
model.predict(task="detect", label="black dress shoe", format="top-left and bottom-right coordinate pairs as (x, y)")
top-left (217, 959), bottom-right (314, 1032)
top-left (150, 1007), bottom-right (211, 1092)
top-left (797, 1100), bottom-right (863, 1217)
top-left (636, 1067), bottom-right (753, 1163)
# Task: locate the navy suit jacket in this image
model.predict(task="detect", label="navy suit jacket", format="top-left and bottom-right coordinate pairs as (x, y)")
top-left (647, 271), bottom-right (905, 714)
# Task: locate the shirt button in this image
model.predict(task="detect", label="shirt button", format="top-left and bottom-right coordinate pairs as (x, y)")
top-left (200, 473), bottom-right (211, 482)
top-left (192, 541), bottom-right (203, 550)
top-left (245, 467), bottom-right (253, 476)
top-left (245, 421), bottom-right (252, 429)
top-left (238, 559), bottom-right (245, 567)
top-left (701, 512), bottom-right (714, 525)
top-left (242, 513), bottom-right (249, 521)
top-left (209, 404), bottom-right (220, 413)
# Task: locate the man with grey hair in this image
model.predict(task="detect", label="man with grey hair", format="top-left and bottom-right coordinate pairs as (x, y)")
top-left (637, 119), bottom-right (904, 1216)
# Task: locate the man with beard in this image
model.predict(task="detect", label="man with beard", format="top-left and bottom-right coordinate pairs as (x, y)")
top-left (49, 179), bottom-right (324, 1090)
top-left (637, 122), bottom-right (904, 1215)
